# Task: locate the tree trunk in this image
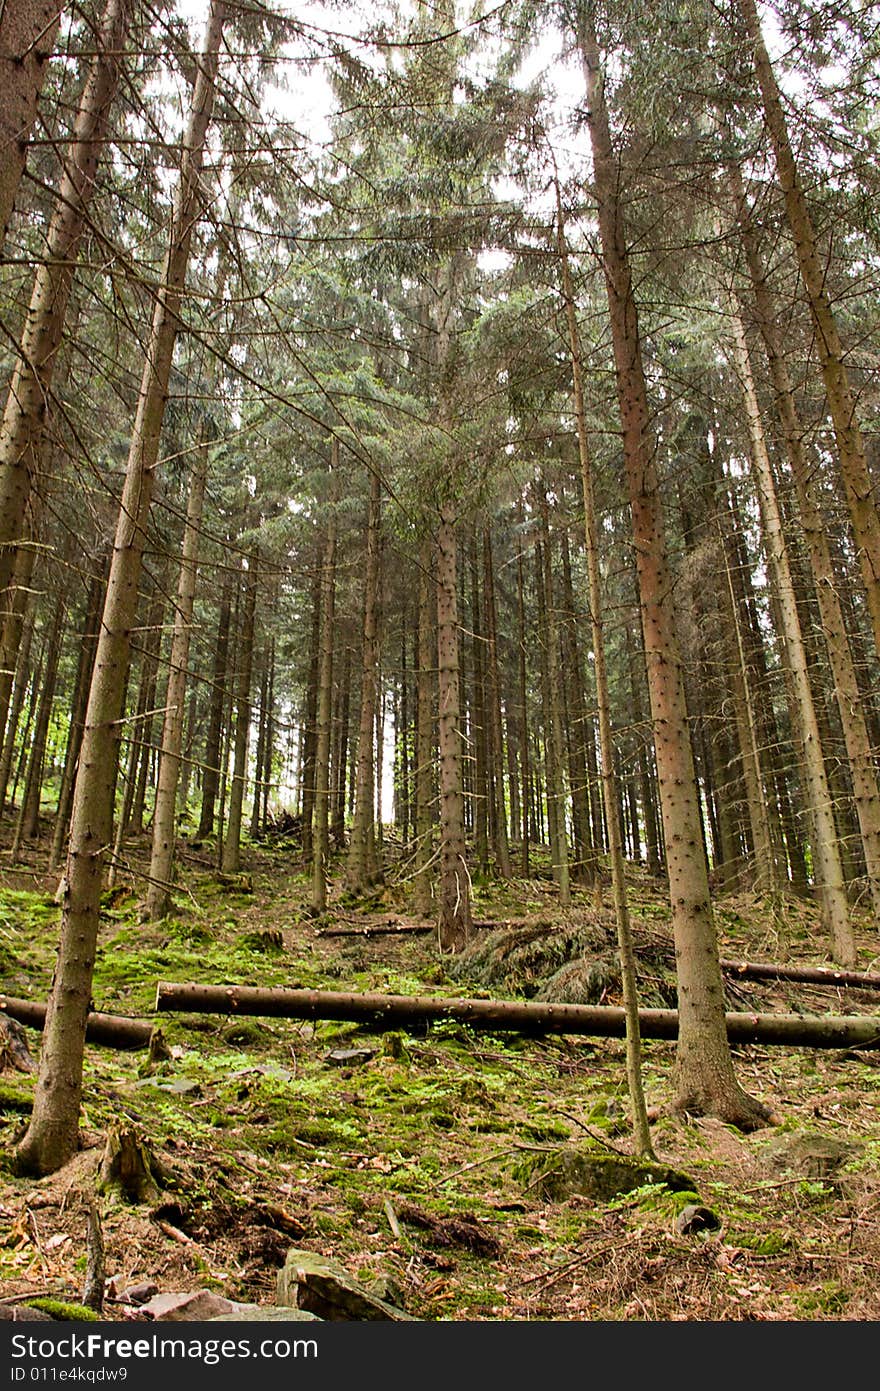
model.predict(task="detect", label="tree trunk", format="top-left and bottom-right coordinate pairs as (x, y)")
top-left (732, 169), bottom-right (880, 919)
top-left (728, 306), bottom-right (854, 965)
top-left (413, 538), bottom-right (435, 916)
top-left (436, 501), bottom-right (472, 950)
top-left (155, 981), bottom-right (880, 1054)
top-left (49, 561), bottom-right (105, 871)
top-left (15, 0), bottom-right (226, 1177)
top-left (146, 433), bottom-right (209, 918)
top-left (737, 0), bottom-right (880, 663)
top-left (197, 568), bottom-right (232, 839)
top-left (12, 570), bottom-right (66, 851)
top-left (579, 11), bottom-right (769, 1128)
top-left (222, 545), bottom-right (259, 875)
top-left (300, 553), bottom-right (322, 863)
top-left (537, 490), bottom-right (571, 906)
top-left (346, 468), bottom-right (381, 892)
top-left (0, 0), bottom-right (63, 243)
top-left (557, 184), bottom-right (653, 1154)
top-left (0, 0), bottom-right (134, 607)
top-left (0, 587), bottom-right (36, 815)
top-left (311, 468), bottom-right (337, 914)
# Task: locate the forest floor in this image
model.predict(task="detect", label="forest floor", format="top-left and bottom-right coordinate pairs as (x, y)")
top-left (3, 827), bottom-right (880, 1322)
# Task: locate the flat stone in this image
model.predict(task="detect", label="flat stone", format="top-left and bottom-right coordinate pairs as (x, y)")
top-left (323, 1048), bottom-right (375, 1067)
top-left (139, 1290), bottom-right (239, 1321)
top-left (277, 1249), bottom-right (415, 1320)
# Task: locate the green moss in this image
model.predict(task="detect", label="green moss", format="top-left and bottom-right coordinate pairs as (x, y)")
top-left (27, 1300), bottom-right (99, 1322)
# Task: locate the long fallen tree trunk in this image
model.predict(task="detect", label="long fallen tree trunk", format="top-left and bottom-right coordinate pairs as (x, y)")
top-left (720, 959), bottom-right (880, 991)
top-left (155, 982), bottom-right (880, 1050)
top-left (0, 996), bottom-right (153, 1049)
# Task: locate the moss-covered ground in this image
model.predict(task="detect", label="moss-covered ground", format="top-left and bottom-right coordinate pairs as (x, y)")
top-left (2, 831), bottom-right (880, 1320)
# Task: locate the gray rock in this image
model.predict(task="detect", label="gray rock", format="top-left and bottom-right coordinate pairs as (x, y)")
top-left (139, 1290), bottom-right (239, 1321)
top-left (277, 1249), bottom-right (415, 1321)
top-left (323, 1048), bottom-right (375, 1067)
top-left (534, 1147), bottom-right (697, 1204)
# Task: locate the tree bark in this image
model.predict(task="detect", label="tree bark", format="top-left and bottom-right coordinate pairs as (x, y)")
top-left (311, 456), bottom-right (338, 913)
top-left (732, 168), bottom-right (880, 919)
top-left (221, 544), bottom-right (259, 874)
top-left (0, 0), bottom-right (63, 243)
top-left (146, 434), bottom-right (209, 917)
top-left (437, 500), bottom-right (472, 950)
top-left (557, 183), bottom-right (653, 1154)
top-left (0, 0), bottom-right (134, 607)
top-left (197, 568), bottom-right (232, 839)
top-left (578, 10), bottom-right (770, 1128)
top-left (1, 996), bottom-right (152, 1050)
top-left (737, 0), bottom-right (880, 662)
top-left (155, 981), bottom-right (880, 1054)
top-left (15, 0), bottom-right (226, 1177)
top-left (346, 468), bottom-right (382, 891)
top-left (413, 538), bottom-right (436, 915)
top-left (727, 306), bottom-right (854, 966)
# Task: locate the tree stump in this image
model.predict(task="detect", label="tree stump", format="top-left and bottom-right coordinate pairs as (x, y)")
top-left (97, 1125), bottom-right (162, 1204)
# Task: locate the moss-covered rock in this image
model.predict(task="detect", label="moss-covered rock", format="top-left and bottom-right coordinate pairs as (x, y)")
top-left (520, 1145), bottom-right (697, 1204)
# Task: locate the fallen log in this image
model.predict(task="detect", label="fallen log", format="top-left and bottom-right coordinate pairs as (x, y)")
top-left (315, 921), bottom-right (432, 938)
top-left (0, 996), bottom-right (153, 1050)
top-left (720, 959), bottom-right (880, 992)
top-left (155, 982), bottom-right (880, 1050)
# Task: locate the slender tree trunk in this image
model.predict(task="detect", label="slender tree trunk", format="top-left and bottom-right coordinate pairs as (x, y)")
top-left (331, 637), bottom-right (349, 848)
top-left (483, 528), bottom-right (511, 878)
top-left (0, 590), bottom-right (36, 814)
top-left (300, 555), bottom-right (322, 864)
top-left (13, 573), bottom-right (66, 851)
top-left (346, 469), bottom-right (381, 891)
top-left (311, 472), bottom-right (337, 914)
top-left (49, 563), bottom-right (104, 870)
top-left (0, 0), bottom-right (63, 244)
top-left (222, 545), bottom-right (259, 875)
top-left (557, 186), bottom-right (653, 1153)
top-left (197, 569), bottom-right (232, 839)
top-left (0, 0), bottom-right (134, 607)
top-left (727, 308), bottom-right (855, 965)
top-left (146, 434), bottom-right (208, 918)
top-left (538, 490), bottom-right (571, 906)
top-left (437, 501), bottom-right (471, 949)
top-left (515, 504), bottom-right (530, 875)
top-left (736, 0), bottom-right (880, 662)
top-left (732, 171), bottom-right (880, 918)
top-left (15, 0), bottom-right (226, 1176)
top-left (579, 10), bottom-right (769, 1128)
top-left (413, 539), bottom-right (436, 915)
top-left (559, 526), bottom-right (595, 885)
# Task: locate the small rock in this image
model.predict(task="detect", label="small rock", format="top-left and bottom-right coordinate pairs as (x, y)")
top-left (675, 1205), bottom-right (721, 1236)
top-left (139, 1290), bottom-right (239, 1321)
top-left (119, 1281), bottom-right (159, 1306)
top-left (277, 1248), bottom-right (415, 1320)
top-left (323, 1048), bottom-right (375, 1068)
